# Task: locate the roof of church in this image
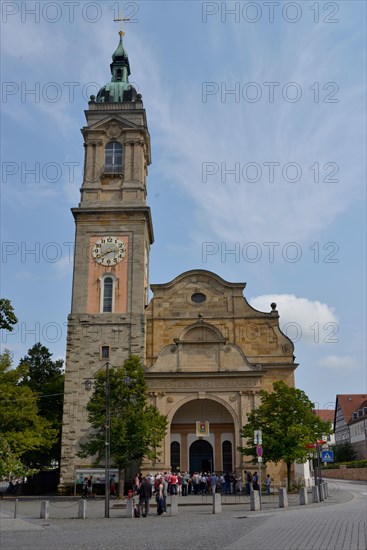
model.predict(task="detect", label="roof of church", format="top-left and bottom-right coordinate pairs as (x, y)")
top-left (150, 269), bottom-right (247, 290)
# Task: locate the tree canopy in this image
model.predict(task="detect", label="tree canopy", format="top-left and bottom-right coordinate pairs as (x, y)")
top-left (18, 343), bottom-right (65, 469)
top-left (0, 350), bottom-right (57, 477)
top-left (0, 298), bottom-right (18, 331)
top-left (239, 381), bottom-right (331, 489)
top-left (78, 355), bottom-right (168, 493)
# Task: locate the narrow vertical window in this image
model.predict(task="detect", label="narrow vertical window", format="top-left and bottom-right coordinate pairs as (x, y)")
top-left (105, 141), bottom-right (123, 173)
top-left (222, 441), bottom-right (232, 472)
top-left (170, 441), bottom-right (180, 472)
top-left (103, 277), bottom-right (113, 312)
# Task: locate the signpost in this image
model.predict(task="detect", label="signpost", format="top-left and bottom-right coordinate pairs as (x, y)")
top-left (321, 450), bottom-right (334, 463)
top-left (254, 431), bottom-right (263, 509)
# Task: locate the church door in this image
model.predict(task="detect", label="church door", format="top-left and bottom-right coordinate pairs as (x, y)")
top-left (189, 440), bottom-right (213, 473)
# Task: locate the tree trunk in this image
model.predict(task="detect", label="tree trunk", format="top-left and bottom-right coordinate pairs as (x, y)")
top-left (286, 462), bottom-right (291, 491)
top-left (118, 467), bottom-right (125, 498)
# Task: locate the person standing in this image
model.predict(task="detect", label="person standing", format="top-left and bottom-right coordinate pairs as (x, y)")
top-left (170, 472), bottom-right (178, 495)
top-left (245, 471), bottom-right (253, 495)
top-left (110, 474), bottom-right (117, 496)
top-left (266, 474), bottom-right (271, 495)
top-left (138, 477), bottom-right (152, 517)
top-left (182, 472), bottom-right (189, 496)
top-left (253, 471), bottom-right (259, 491)
top-left (210, 472), bottom-right (218, 494)
top-left (87, 476), bottom-right (93, 498)
top-left (155, 477), bottom-right (166, 515)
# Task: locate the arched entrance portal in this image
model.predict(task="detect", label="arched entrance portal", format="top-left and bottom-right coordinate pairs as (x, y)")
top-left (170, 398), bottom-right (235, 473)
top-left (189, 440), bottom-right (213, 473)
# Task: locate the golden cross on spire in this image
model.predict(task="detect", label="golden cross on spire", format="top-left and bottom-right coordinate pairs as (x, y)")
top-left (114, 13), bottom-right (130, 37)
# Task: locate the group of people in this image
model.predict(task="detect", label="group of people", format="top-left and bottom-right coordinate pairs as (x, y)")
top-left (132, 470), bottom-right (272, 516)
top-left (244, 470), bottom-right (272, 495)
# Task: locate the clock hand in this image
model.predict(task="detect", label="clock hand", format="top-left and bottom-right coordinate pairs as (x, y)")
top-left (96, 246), bottom-right (119, 259)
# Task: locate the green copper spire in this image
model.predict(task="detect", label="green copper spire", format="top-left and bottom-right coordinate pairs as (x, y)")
top-left (96, 32), bottom-right (137, 103)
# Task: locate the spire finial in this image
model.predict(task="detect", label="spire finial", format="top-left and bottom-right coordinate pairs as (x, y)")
top-left (114, 12), bottom-right (130, 37)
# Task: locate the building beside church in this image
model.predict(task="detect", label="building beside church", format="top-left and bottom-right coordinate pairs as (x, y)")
top-left (59, 30), bottom-right (298, 489)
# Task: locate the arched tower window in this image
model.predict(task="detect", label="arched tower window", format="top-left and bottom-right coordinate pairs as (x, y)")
top-left (105, 141), bottom-right (123, 174)
top-left (222, 441), bottom-right (233, 472)
top-left (100, 274), bottom-right (117, 313)
top-left (103, 277), bottom-right (113, 312)
top-left (170, 441), bottom-right (180, 472)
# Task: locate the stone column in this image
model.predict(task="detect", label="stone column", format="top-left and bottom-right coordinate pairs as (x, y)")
top-left (214, 430), bottom-right (222, 472)
top-left (181, 432), bottom-right (188, 472)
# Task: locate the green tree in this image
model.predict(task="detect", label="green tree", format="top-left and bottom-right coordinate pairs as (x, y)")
top-left (333, 441), bottom-right (356, 463)
top-left (0, 298), bottom-right (18, 331)
top-left (18, 343), bottom-right (65, 469)
top-left (0, 350), bottom-right (57, 477)
top-left (78, 355), bottom-right (168, 495)
top-left (238, 381), bottom-right (331, 490)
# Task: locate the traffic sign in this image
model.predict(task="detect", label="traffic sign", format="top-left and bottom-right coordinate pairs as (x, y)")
top-left (254, 430), bottom-right (262, 444)
top-left (256, 444), bottom-right (263, 457)
top-left (258, 456), bottom-right (263, 462)
top-left (321, 450), bottom-right (334, 462)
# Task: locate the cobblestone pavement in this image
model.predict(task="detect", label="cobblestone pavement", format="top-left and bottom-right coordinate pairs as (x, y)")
top-left (0, 480), bottom-right (365, 550)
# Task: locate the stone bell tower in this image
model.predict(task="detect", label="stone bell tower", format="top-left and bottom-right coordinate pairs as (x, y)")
top-left (59, 29), bottom-right (153, 487)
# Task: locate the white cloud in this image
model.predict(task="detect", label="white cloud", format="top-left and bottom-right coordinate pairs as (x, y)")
top-left (316, 355), bottom-right (358, 370)
top-left (53, 255), bottom-right (73, 279)
top-left (249, 294), bottom-right (337, 345)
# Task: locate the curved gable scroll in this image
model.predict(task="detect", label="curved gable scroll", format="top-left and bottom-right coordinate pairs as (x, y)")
top-left (147, 321), bottom-right (257, 374)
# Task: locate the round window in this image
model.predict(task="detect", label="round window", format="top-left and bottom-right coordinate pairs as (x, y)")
top-left (191, 292), bottom-right (206, 304)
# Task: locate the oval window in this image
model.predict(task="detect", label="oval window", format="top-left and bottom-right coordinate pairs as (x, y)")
top-left (191, 292), bottom-right (206, 304)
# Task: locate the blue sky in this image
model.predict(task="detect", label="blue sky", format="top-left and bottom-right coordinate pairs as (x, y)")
top-left (1, 0), bottom-right (366, 409)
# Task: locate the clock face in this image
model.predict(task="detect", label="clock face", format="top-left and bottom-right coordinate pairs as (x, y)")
top-left (92, 236), bottom-right (126, 266)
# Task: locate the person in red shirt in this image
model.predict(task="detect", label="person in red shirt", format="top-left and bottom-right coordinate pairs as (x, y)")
top-left (170, 473), bottom-right (178, 495)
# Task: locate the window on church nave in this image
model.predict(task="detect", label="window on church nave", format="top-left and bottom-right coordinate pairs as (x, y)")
top-left (104, 141), bottom-right (123, 174)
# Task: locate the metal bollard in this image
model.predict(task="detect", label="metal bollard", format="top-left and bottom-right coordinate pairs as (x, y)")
top-left (213, 493), bottom-right (222, 514)
top-left (14, 499), bottom-right (18, 519)
top-left (78, 499), bottom-right (86, 519)
top-left (279, 488), bottom-right (288, 508)
top-left (40, 500), bottom-right (49, 519)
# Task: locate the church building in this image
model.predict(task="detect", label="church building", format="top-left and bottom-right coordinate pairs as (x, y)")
top-left (59, 29), bottom-right (297, 488)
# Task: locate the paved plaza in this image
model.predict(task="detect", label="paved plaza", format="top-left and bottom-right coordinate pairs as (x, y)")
top-left (0, 480), bottom-right (366, 550)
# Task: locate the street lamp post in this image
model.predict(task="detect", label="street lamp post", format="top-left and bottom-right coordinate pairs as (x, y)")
top-left (84, 361), bottom-right (111, 519)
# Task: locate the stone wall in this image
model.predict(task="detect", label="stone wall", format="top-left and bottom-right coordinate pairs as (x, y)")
top-left (322, 468), bottom-right (367, 481)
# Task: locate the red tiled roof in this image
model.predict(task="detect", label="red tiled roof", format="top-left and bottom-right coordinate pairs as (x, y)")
top-left (313, 409), bottom-right (334, 423)
top-left (336, 394), bottom-right (367, 424)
